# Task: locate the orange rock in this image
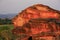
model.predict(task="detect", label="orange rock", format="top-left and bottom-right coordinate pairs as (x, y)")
top-left (12, 4), bottom-right (60, 40)
top-left (12, 4), bottom-right (60, 27)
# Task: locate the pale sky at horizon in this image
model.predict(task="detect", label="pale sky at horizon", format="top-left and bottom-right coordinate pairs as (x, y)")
top-left (0, 0), bottom-right (60, 14)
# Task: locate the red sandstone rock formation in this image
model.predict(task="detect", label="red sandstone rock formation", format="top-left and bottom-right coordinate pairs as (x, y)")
top-left (12, 4), bottom-right (60, 40)
top-left (12, 4), bottom-right (60, 27)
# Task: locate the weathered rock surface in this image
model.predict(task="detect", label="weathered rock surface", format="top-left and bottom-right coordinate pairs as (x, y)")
top-left (12, 4), bottom-right (60, 40)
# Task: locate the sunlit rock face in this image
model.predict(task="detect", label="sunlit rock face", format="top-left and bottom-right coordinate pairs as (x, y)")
top-left (12, 4), bottom-right (60, 40)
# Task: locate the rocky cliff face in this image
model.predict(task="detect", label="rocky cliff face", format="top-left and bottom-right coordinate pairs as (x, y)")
top-left (12, 4), bottom-right (60, 27)
top-left (12, 4), bottom-right (60, 40)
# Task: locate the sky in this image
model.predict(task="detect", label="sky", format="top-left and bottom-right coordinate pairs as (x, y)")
top-left (0, 0), bottom-right (60, 14)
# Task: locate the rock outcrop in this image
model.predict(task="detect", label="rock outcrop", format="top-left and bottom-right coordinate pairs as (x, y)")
top-left (12, 4), bottom-right (60, 40)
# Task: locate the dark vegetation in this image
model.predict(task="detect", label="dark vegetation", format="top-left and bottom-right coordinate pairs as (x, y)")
top-left (0, 18), bottom-right (17, 40)
top-left (0, 18), bottom-right (12, 25)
